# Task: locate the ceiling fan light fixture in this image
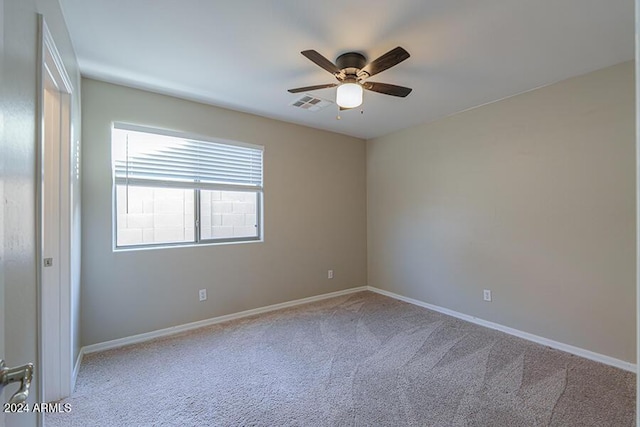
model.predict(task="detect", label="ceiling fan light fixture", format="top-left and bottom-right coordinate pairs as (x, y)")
top-left (336, 82), bottom-right (363, 108)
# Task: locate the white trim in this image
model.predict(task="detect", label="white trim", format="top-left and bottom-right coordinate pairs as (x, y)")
top-left (367, 286), bottom-right (637, 373)
top-left (42, 21), bottom-right (73, 94)
top-left (37, 15), bottom-right (75, 406)
top-left (79, 285), bottom-right (635, 374)
top-left (83, 286), bottom-right (368, 354)
top-left (72, 348), bottom-right (84, 392)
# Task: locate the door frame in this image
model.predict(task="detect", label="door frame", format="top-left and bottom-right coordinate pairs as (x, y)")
top-left (0, 0), bottom-right (4, 422)
top-left (636, 0), bottom-right (640, 423)
top-left (36, 15), bottom-right (74, 404)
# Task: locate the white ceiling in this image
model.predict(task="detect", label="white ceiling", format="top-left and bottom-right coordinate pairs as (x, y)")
top-left (58, 0), bottom-right (634, 140)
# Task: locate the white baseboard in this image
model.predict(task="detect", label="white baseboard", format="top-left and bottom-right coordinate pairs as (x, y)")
top-left (72, 348), bottom-right (84, 391)
top-left (80, 285), bottom-right (635, 374)
top-left (367, 286), bottom-right (637, 373)
top-left (82, 286), bottom-right (368, 355)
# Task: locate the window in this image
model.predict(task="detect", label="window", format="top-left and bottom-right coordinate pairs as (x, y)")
top-left (112, 123), bottom-right (263, 249)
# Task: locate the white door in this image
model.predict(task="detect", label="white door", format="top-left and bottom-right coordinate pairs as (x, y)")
top-left (1, 3), bottom-right (37, 422)
top-left (42, 75), bottom-right (63, 402)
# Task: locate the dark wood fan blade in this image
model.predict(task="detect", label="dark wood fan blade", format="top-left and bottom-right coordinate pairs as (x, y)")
top-left (288, 83), bottom-right (338, 93)
top-left (362, 82), bottom-right (412, 97)
top-left (361, 47), bottom-right (410, 78)
top-left (301, 50), bottom-right (340, 75)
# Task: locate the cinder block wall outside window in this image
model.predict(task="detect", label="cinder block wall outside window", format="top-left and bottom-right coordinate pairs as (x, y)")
top-left (116, 188), bottom-right (257, 245)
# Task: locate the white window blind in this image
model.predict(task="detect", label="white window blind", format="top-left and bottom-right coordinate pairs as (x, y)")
top-left (113, 123), bottom-right (263, 191)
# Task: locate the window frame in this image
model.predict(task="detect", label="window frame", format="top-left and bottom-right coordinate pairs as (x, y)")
top-left (111, 123), bottom-right (263, 251)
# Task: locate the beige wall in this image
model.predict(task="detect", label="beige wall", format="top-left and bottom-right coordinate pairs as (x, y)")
top-left (3, 0), bottom-right (81, 425)
top-left (81, 78), bottom-right (367, 345)
top-left (367, 61), bottom-right (636, 363)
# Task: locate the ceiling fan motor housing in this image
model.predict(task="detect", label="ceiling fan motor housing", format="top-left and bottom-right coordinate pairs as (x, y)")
top-left (336, 52), bottom-right (367, 70)
top-left (335, 52), bottom-right (368, 82)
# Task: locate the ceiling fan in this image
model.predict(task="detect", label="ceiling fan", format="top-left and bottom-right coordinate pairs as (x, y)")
top-left (288, 46), bottom-right (412, 110)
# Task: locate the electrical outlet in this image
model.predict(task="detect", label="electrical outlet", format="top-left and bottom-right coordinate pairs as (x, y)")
top-left (328, 270), bottom-right (334, 279)
top-left (483, 289), bottom-right (492, 302)
top-left (199, 289), bottom-right (207, 302)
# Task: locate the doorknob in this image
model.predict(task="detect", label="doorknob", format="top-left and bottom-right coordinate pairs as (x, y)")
top-left (0, 359), bottom-right (34, 404)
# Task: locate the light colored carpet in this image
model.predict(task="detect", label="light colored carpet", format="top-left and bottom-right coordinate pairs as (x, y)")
top-left (47, 291), bottom-right (635, 426)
